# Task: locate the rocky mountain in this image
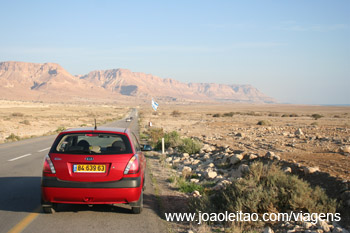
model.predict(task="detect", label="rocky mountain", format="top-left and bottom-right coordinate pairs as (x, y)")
top-left (0, 61), bottom-right (276, 103)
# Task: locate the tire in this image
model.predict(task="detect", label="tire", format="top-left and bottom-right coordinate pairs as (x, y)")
top-left (42, 206), bottom-right (55, 214)
top-left (131, 190), bottom-right (143, 214)
top-left (41, 198), bottom-right (57, 214)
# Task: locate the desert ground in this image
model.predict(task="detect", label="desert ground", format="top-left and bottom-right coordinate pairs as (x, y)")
top-left (0, 100), bottom-right (128, 143)
top-left (140, 103), bottom-right (350, 181)
top-left (138, 103), bottom-right (350, 232)
top-left (1, 100), bottom-right (349, 181)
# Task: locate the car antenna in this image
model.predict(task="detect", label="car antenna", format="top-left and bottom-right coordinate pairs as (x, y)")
top-left (94, 118), bottom-right (97, 130)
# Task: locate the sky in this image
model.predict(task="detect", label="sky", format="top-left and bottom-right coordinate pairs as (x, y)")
top-left (0, 0), bottom-right (349, 105)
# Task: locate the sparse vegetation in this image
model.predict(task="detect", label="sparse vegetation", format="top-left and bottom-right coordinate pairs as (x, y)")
top-left (178, 137), bottom-right (202, 154)
top-left (55, 126), bottom-right (66, 133)
top-left (146, 127), bottom-right (164, 147)
top-left (189, 162), bottom-right (337, 229)
top-left (282, 113), bottom-right (299, 117)
top-left (171, 110), bottom-right (181, 117)
top-left (212, 113), bottom-right (221, 117)
top-left (6, 133), bottom-right (21, 142)
top-left (11, 112), bottom-right (24, 117)
top-left (178, 178), bottom-right (204, 193)
top-left (169, 175), bottom-right (205, 194)
top-left (223, 112), bottom-right (235, 117)
top-left (144, 128), bottom-right (202, 154)
top-left (20, 120), bottom-right (31, 125)
top-left (155, 130), bottom-right (182, 150)
top-left (311, 113), bottom-right (324, 120)
top-left (257, 120), bottom-right (271, 126)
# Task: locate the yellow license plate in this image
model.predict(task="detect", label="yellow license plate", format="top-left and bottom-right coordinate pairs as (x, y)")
top-left (73, 164), bottom-right (106, 173)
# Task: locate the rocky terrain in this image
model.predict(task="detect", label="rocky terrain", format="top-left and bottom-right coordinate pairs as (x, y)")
top-left (140, 104), bottom-right (350, 233)
top-left (0, 61), bottom-right (275, 103)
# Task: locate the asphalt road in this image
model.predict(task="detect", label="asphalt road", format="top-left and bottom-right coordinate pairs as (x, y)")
top-left (0, 109), bottom-right (166, 233)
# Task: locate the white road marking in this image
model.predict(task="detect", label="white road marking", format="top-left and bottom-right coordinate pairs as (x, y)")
top-left (8, 153), bottom-right (32, 162)
top-left (37, 147), bottom-right (50, 152)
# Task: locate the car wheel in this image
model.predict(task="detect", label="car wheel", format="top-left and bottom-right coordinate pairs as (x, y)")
top-left (41, 198), bottom-right (57, 214)
top-left (131, 190), bottom-right (143, 214)
top-left (42, 206), bottom-right (55, 214)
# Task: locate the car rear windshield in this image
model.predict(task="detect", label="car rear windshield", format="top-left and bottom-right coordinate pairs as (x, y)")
top-left (51, 133), bottom-right (133, 154)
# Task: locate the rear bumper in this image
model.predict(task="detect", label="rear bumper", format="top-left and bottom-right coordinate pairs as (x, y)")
top-left (41, 176), bottom-right (142, 204)
top-left (42, 176), bottom-right (141, 188)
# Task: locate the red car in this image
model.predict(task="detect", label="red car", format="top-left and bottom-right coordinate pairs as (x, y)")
top-left (41, 127), bottom-right (146, 214)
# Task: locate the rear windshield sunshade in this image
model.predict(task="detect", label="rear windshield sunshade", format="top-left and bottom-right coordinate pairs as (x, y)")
top-left (51, 133), bottom-right (133, 154)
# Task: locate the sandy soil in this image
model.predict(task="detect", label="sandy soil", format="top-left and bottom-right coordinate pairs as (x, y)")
top-left (0, 100), bottom-right (129, 143)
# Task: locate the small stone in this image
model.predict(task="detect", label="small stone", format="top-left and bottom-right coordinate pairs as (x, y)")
top-left (191, 159), bottom-right (201, 165)
top-left (303, 221), bottom-right (313, 229)
top-left (332, 227), bottom-right (350, 233)
top-left (317, 220), bottom-right (330, 232)
top-left (340, 145), bottom-right (350, 153)
top-left (208, 162), bottom-right (215, 168)
top-left (304, 166), bottom-right (320, 175)
top-left (165, 157), bottom-right (173, 163)
top-left (182, 166), bottom-right (192, 177)
top-left (183, 153), bottom-right (190, 158)
top-left (206, 170), bottom-right (217, 179)
top-left (248, 154), bottom-right (258, 160)
top-left (190, 178), bottom-right (200, 183)
top-left (203, 153), bottom-right (210, 160)
top-left (191, 190), bottom-right (201, 197)
top-left (295, 128), bottom-right (304, 136)
top-left (264, 226), bottom-right (274, 233)
top-left (265, 151), bottom-right (280, 160)
top-left (283, 167), bottom-right (292, 173)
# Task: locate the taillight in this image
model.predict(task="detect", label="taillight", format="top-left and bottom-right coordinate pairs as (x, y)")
top-left (124, 154), bottom-right (139, 174)
top-left (43, 154), bottom-right (56, 174)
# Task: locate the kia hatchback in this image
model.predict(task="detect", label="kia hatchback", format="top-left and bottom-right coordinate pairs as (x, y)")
top-left (41, 127), bottom-right (146, 214)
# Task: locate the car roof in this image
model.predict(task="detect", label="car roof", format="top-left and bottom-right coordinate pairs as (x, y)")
top-left (62, 127), bottom-right (129, 134)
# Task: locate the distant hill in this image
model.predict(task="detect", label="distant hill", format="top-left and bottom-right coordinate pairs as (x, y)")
top-left (0, 61), bottom-right (276, 103)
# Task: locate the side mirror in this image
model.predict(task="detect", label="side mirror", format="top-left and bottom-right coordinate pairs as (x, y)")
top-left (141, 145), bottom-right (152, 151)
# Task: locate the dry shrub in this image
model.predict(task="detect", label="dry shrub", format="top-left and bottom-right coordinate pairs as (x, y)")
top-left (189, 162), bottom-right (337, 230)
top-left (257, 120), bottom-right (271, 126)
top-left (171, 110), bottom-right (181, 117)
